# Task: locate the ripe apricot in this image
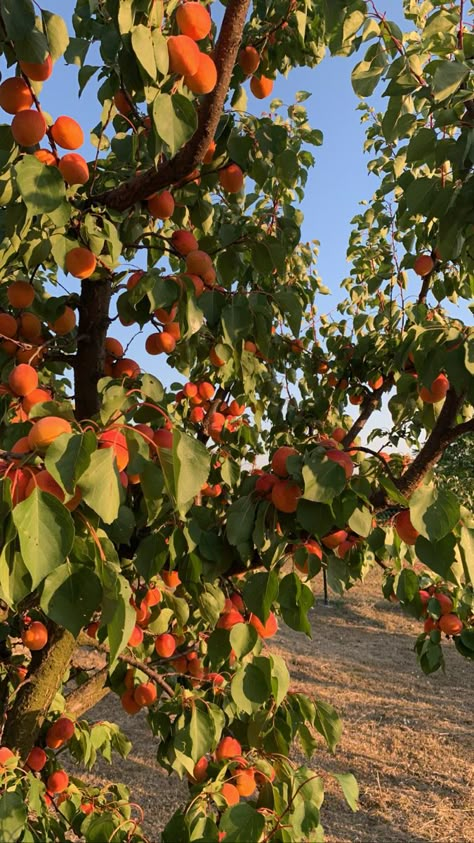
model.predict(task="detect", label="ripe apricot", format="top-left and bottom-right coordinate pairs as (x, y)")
top-left (34, 148), bottom-right (57, 165)
top-left (58, 153), bottom-right (89, 185)
top-left (235, 768), bottom-right (256, 797)
top-left (0, 312), bottom-right (19, 338)
top-left (16, 345), bottom-right (44, 366)
top-left (271, 479), bottom-right (301, 513)
top-left (11, 109), bottom-right (46, 146)
top-left (271, 446), bottom-right (298, 478)
top-left (322, 530), bottom-right (347, 549)
top-left (98, 428), bottom-right (129, 471)
top-left (219, 163), bottom-right (244, 193)
top-left (113, 358), bottom-right (140, 378)
top-left (19, 55), bottom-right (53, 82)
top-left (0, 747), bottom-right (14, 765)
top-left (28, 416), bottom-right (72, 451)
top-left (413, 254), bottom-right (434, 276)
top-left (25, 469), bottom-right (64, 501)
top-left (238, 46), bottom-right (260, 75)
top-left (145, 332), bottom-right (176, 355)
top-left (394, 510), bottom-right (419, 545)
top-left (249, 611), bottom-right (278, 638)
top-left (203, 140), bottom-right (216, 163)
top-left (105, 337), bottom-right (124, 358)
top-left (65, 247), bottom-right (96, 279)
top-left (198, 381), bottom-right (214, 400)
top-left (369, 374), bottom-right (384, 390)
top-left (184, 53), bottom-right (217, 95)
top-left (155, 633), bottom-right (176, 658)
top-left (133, 682), bottom-right (157, 707)
top-left (143, 586), bottom-right (162, 607)
top-left (439, 613), bottom-right (463, 635)
top-left (48, 717), bottom-right (75, 743)
top-left (171, 229), bottom-right (198, 255)
top-left (21, 621), bottom-right (48, 651)
top-left (419, 373), bottom-right (449, 404)
top-left (50, 306), bottom-right (76, 336)
top-left (26, 747), bottom-right (47, 772)
top-left (7, 280), bottom-right (35, 309)
top-left (167, 35), bottom-right (200, 77)
top-left (161, 569), bottom-right (180, 588)
top-left (114, 90), bottom-right (133, 116)
top-left (176, 3), bottom-right (212, 40)
top-left (127, 269), bottom-right (144, 290)
top-left (50, 116), bottom-right (84, 150)
top-left (250, 75), bottom-right (274, 99)
top-left (8, 363), bottom-right (38, 396)
top-left (220, 783), bottom-right (240, 806)
top-left (147, 190), bottom-right (175, 220)
top-left (47, 770), bottom-right (69, 794)
top-left (0, 77), bottom-right (33, 113)
top-left (209, 346), bottom-right (225, 366)
top-left (216, 608), bottom-right (244, 629)
top-left (121, 690), bottom-right (141, 715)
top-left (128, 625), bottom-right (144, 647)
top-left (192, 756), bottom-right (209, 782)
top-left (433, 592), bottom-right (453, 616)
top-left (165, 322), bottom-right (180, 340)
top-left (185, 249), bottom-right (213, 276)
top-left (326, 448), bottom-right (354, 480)
top-left (216, 736), bottom-right (242, 761)
top-left (154, 305), bottom-right (178, 324)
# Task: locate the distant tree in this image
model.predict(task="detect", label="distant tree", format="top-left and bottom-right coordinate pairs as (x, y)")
top-left (435, 434), bottom-right (474, 511)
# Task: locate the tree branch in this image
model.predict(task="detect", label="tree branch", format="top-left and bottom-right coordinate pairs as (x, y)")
top-left (342, 376), bottom-right (393, 449)
top-left (91, 0), bottom-right (251, 212)
top-left (65, 667), bottom-right (110, 717)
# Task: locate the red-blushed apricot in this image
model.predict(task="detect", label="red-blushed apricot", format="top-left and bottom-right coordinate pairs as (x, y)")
top-left (394, 510), bottom-right (419, 545)
top-left (249, 611), bottom-right (278, 638)
top-left (133, 682), bottom-right (157, 707)
top-left (26, 747), bottom-right (47, 772)
top-left (147, 190), bottom-right (175, 219)
top-left (184, 53), bottom-right (217, 95)
top-left (47, 770), bottom-right (69, 794)
top-left (11, 109), bottom-right (46, 146)
top-left (250, 75), bottom-right (274, 99)
top-left (128, 625), bottom-right (144, 647)
top-left (25, 469), bottom-right (65, 503)
top-left (331, 427), bottom-right (346, 443)
top-left (185, 249), bottom-right (213, 276)
top-left (326, 448), bottom-right (354, 480)
top-left (161, 569), bottom-right (181, 588)
top-left (145, 332), bottom-right (176, 355)
top-left (50, 115), bottom-right (84, 150)
top-left (65, 247), bottom-right (96, 279)
top-left (433, 592), bottom-right (453, 616)
top-left (28, 416), bottom-right (72, 451)
top-left (80, 802), bottom-right (94, 815)
top-left (176, 2), bottom-right (212, 40)
top-left (113, 358), bottom-right (140, 378)
top-left (190, 406), bottom-right (205, 423)
top-left (413, 254), bottom-right (434, 276)
top-left (165, 322), bottom-right (180, 341)
top-left (19, 55), bottom-right (53, 82)
top-left (235, 768), bottom-right (257, 797)
top-left (220, 783), bottom-right (240, 806)
top-left (7, 281), bottom-right (35, 310)
top-left (154, 305), bottom-right (178, 324)
top-left (192, 756), bottom-right (209, 782)
top-left (203, 139), bottom-right (216, 163)
top-left (48, 717), bottom-right (75, 743)
top-left (219, 163), bottom-right (244, 193)
top-left (271, 479), bottom-right (301, 513)
top-left (171, 229), bottom-right (198, 255)
top-left (238, 46), bottom-right (260, 75)
top-left (271, 446), bottom-right (298, 478)
top-left (0, 747), bottom-right (14, 765)
top-left (154, 428), bottom-right (173, 449)
top-left (18, 314), bottom-right (41, 342)
top-left (143, 586), bottom-right (162, 607)
top-left (216, 608), bottom-right (244, 629)
top-left (21, 621), bottom-right (48, 651)
top-left (8, 363), bottom-right (38, 397)
top-left (198, 381), bottom-right (214, 400)
top-left (86, 621), bottom-right (99, 639)
top-left (98, 428), bottom-right (129, 471)
top-left (58, 153), bottom-right (89, 185)
top-left (0, 77), bottom-right (34, 114)
top-left (155, 633), bottom-right (176, 658)
top-left (34, 148), bottom-right (57, 165)
top-left (349, 393), bottom-right (363, 405)
top-left (439, 613), bottom-right (463, 635)
top-left (0, 312), bottom-right (19, 338)
top-left (295, 539), bottom-right (322, 575)
top-left (322, 530), bottom-right (347, 549)
top-left (167, 35), bottom-right (200, 76)
top-left (369, 374), bottom-right (384, 390)
top-left (8, 466), bottom-right (30, 506)
top-left (50, 306), bottom-right (76, 335)
top-left (127, 269), bottom-right (144, 290)
top-left (419, 373), bottom-right (449, 404)
top-left (114, 90), bottom-right (133, 116)
top-left (121, 690), bottom-right (141, 715)
top-left (216, 736), bottom-right (242, 761)
top-left (424, 617), bottom-right (438, 634)
top-left (105, 337), bottom-right (124, 358)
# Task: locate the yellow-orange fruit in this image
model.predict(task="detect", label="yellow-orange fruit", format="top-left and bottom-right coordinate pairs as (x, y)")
top-left (22, 388), bottom-right (51, 414)
top-left (34, 148), bottom-right (57, 166)
top-left (203, 139), bottom-right (216, 163)
top-left (147, 190), bottom-right (175, 220)
top-left (28, 416), bottom-right (72, 451)
top-left (167, 35), bottom-right (200, 76)
top-left (220, 783), bottom-right (240, 806)
top-left (176, 3), bottom-right (212, 40)
top-left (65, 247), bottom-right (96, 279)
top-left (50, 306), bottom-right (76, 335)
top-left (21, 621), bottom-right (48, 651)
top-left (25, 469), bottom-right (65, 502)
top-left (238, 46), bottom-right (260, 76)
top-left (11, 109), bottom-right (46, 146)
top-left (98, 428), bottom-right (129, 471)
top-left (154, 305), bottom-right (177, 324)
top-left (145, 332), bottom-right (176, 355)
top-left (271, 446), bottom-right (298, 477)
top-left (105, 337), bottom-right (124, 358)
top-left (121, 690), bottom-right (141, 715)
top-left (235, 768), bottom-right (256, 797)
top-left (0, 77), bottom-right (33, 114)
top-left (413, 254), bottom-right (434, 276)
top-left (113, 358), bottom-right (140, 378)
top-left (19, 55), bottom-right (53, 82)
top-left (133, 682), bottom-right (157, 707)
top-left (209, 346), bottom-right (225, 366)
top-left (114, 90), bottom-right (133, 116)
top-left (46, 770), bottom-right (69, 794)
top-left (0, 312), bottom-right (18, 338)
top-left (127, 269), bottom-right (144, 290)
top-left (50, 116), bottom-right (84, 150)
top-left (171, 230), bottom-right (198, 255)
top-left (219, 163), bottom-right (244, 193)
top-left (7, 281), bottom-right (35, 309)
top-left (271, 479), bottom-right (301, 513)
top-left (165, 322), bottom-right (180, 340)
top-left (184, 53), bottom-right (217, 95)
top-left (8, 363), bottom-right (38, 397)
top-left (249, 611), bottom-right (278, 638)
top-left (58, 153), bottom-right (89, 185)
top-left (26, 747), bottom-right (47, 772)
top-left (18, 312), bottom-right (42, 340)
top-left (250, 75), bottom-right (274, 99)
top-left (185, 249), bottom-right (213, 276)
top-left (419, 373), bottom-right (449, 404)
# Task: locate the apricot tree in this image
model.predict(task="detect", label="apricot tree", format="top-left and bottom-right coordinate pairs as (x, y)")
top-left (0, 0), bottom-right (472, 841)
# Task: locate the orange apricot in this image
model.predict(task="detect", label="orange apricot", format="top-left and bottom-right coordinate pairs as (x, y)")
top-left (0, 77), bottom-right (34, 114)
top-left (216, 736), bottom-right (241, 761)
top-left (184, 53), bottom-right (217, 95)
top-left (46, 770), bottom-right (69, 794)
top-left (203, 140), bottom-right (216, 163)
top-left (22, 388), bottom-right (51, 414)
top-left (58, 153), bottom-right (89, 185)
top-left (154, 305), bottom-right (178, 324)
top-left (50, 116), bottom-right (84, 150)
top-left (145, 332), bottom-right (176, 355)
top-left (147, 190), bottom-right (175, 220)
top-left (50, 306), bottom-right (76, 335)
top-left (171, 230), bottom-right (199, 255)
top-left (133, 682), bottom-right (157, 707)
top-left (25, 470), bottom-right (65, 502)
top-left (105, 337), bottom-right (124, 358)
top-left (249, 611), bottom-right (278, 639)
top-left (28, 416), bottom-right (72, 451)
top-left (98, 428), bottom-right (129, 471)
top-left (0, 312), bottom-right (19, 338)
top-left (250, 75), bottom-right (274, 99)
top-left (128, 625), bottom-right (144, 647)
top-left (419, 373), bottom-right (449, 404)
top-left (271, 446), bottom-right (298, 478)
top-left (21, 621), bottom-right (48, 651)
top-left (235, 768), bottom-right (256, 797)
top-left (438, 613), bottom-right (463, 635)
top-left (19, 55), bottom-right (53, 82)
top-left (167, 35), bottom-right (200, 76)
top-left (127, 269), bottom-right (144, 290)
top-left (176, 3), bottom-right (212, 40)
top-left (121, 690), bottom-right (141, 715)
top-left (219, 163), bottom-right (244, 193)
top-left (65, 247), bottom-right (96, 279)
top-left (11, 109), bottom-right (46, 146)
top-left (238, 46), bottom-right (260, 76)
top-left (185, 249), bottom-right (213, 276)
top-left (155, 633), bottom-right (177, 658)
top-left (7, 281), bottom-right (35, 309)
top-left (394, 510), bottom-right (419, 545)
top-left (8, 363), bottom-right (38, 397)
top-left (34, 148), bottom-right (57, 165)
top-left (220, 783), bottom-right (240, 806)
top-left (413, 254), bottom-right (434, 277)
top-left (113, 358), bottom-right (140, 378)
top-left (26, 747), bottom-right (47, 772)
top-left (0, 747), bottom-right (14, 766)
top-left (209, 346), bottom-right (225, 366)
top-left (271, 479), bottom-right (301, 513)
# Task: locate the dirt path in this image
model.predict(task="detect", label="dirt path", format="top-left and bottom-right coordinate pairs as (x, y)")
top-left (80, 571), bottom-right (474, 842)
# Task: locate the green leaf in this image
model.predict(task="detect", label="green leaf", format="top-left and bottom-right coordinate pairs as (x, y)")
top-left (314, 700), bottom-right (342, 753)
top-left (410, 483), bottom-right (460, 542)
top-left (14, 156), bottom-right (66, 215)
top-left (396, 568), bottom-right (421, 603)
top-left (302, 453), bottom-right (346, 504)
top-left (78, 449), bottom-right (121, 524)
top-left (242, 571), bottom-right (279, 624)
top-left (40, 562), bottom-right (102, 636)
top-left (100, 566), bottom-right (135, 670)
top-left (231, 661), bottom-right (271, 714)
top-left (219, 804), bottom-right (265, 843)
top-left (229, 622), bottom-right (258, 658)
top-left (351, 57), bottom-right (385, 97)
top-left (0, 791), bottom-right (27, 842)
top-left (131, 24), bottom-right (156, 79)
top-left (348, 505), bottom-right (372, 537)
top-left (430, 60), bottom-right (469, 103)
top-left (42, 10), bottom-right (70, 60)
top-left (173, 430), bottom-right (210, 514)
top-left (226, 496), bottom-right (256, 546)
top-left (152, 93), bottom-right (197, 156)
top-left (134, 533), bottom-right (168, 581)
top-left (12, 490), bottom-right (74, 590)
top-left (333, 773), bottom-right (359, 811)
top-left (45, 431), bottom-right (95, 494)
top-left (415, 534), bottom-right (458, 582)
top-left (1, 0), bottom-right (35, 41)
top-left (279, 573), bottom-right (314, 635)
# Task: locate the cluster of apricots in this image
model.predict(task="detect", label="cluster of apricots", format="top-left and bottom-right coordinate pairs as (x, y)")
top-left (238, 44), bottom-right (274, 99)
top-left (175, 381), bottom-right (247, 440)
top-left (418, 588), bottom-right (464, 637)
top-left (0, 53), bottom-right (89, 186)
top-left (190, 735), bottom-right (277, 808)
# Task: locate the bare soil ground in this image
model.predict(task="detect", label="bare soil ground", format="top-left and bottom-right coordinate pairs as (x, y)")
top-left (78, 570), bottom-right (474, 842)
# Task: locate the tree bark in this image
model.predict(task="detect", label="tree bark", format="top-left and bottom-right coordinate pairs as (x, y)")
top-left (75, 277), bottom-right (112, 420)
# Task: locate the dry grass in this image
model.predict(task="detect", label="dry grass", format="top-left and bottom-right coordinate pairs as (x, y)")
top-left (73, 570), bottom-right (474, 842)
